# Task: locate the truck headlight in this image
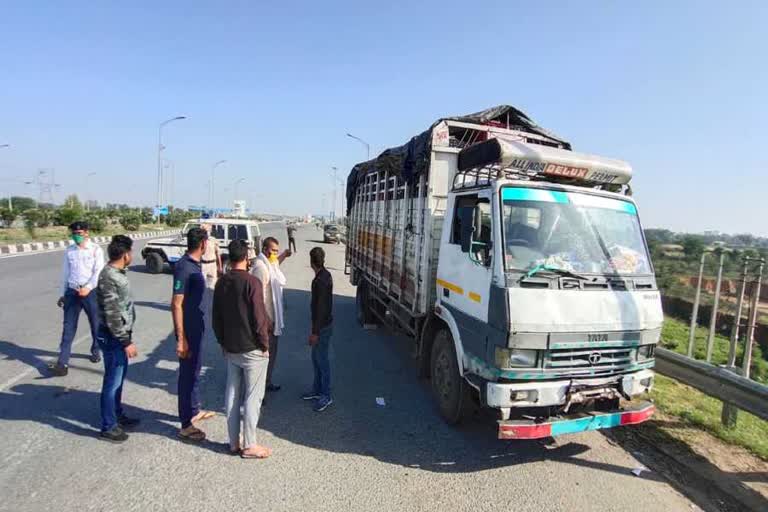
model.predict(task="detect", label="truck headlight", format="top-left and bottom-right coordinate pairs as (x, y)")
top-left (495, 348), bottom-right (538, 369)
top-left (637, 344), bottom-right (655, 361)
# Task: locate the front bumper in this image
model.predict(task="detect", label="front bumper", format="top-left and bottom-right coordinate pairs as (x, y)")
top-left (498, 401), bottom-right (655, 439)
top-left (485, 369), bottom-right (655, 408)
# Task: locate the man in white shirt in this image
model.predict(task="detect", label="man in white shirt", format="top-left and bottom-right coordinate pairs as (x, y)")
top-left (49, 221), bottom-right (106, 377)
top-left (250, 236), bottom-right (291, 391)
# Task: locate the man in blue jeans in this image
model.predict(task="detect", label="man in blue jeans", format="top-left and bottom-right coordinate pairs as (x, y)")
top-left (96, 235), bottom-right (139, 443)
top-left (49, 221), bottom-right (105, 377)
top-left (171, 227), bottom-right (213, 443)
top-left (302, 247), bottom-right (334, 412)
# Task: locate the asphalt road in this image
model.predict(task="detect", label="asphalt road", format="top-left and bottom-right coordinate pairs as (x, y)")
top-left (0, 224), bottom-right (696, 512)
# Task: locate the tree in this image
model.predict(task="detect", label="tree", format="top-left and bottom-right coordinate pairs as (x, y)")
top-left (0, 196), bottom-right (36, 212)
top-left (0, 208), bottom-right (17, 228)
top-left (63, 194), bottom-right (83, 210)
top-left (84, 212), bottom-right (106, 233)
top-left (22, 209), bottom-right (44, 238)
top-left (682, 235), bottom-right (706, 260)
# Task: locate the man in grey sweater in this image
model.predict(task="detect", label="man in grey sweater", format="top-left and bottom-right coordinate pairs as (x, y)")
top-left (96, 235), bottom-right (139, 443)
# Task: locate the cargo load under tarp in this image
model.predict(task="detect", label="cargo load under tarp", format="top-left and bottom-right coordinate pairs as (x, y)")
top-left (345, 105), bottom-right (571, 213)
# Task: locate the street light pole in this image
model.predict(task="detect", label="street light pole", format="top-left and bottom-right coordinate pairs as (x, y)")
top-left (346, 133), bottom-right (371, 160)
top-left (210, 160), bottom-right (227, 212)
top-left (86, 172), bottom-right (97, 211)
top-left (0, 144), bottom-right (10, 210)
top-left (234, 178), bottom-right (245, 203)
top-left (157, 116), bottom-right (186, 209)
top-left (331, 166), bottom-right (339, 221)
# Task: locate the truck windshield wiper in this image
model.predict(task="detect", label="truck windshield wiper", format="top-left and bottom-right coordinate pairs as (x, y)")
top-left (518, 264), bottom-right (590, 282)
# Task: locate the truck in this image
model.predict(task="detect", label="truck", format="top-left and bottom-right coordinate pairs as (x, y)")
top-left (345, 105), bottom-right (661, 439)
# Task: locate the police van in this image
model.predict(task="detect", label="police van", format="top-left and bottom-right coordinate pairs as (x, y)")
top-left (141, 218), bottom-right (262, 274)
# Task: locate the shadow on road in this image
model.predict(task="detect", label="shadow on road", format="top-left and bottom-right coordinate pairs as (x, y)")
top-left (134, 300), bottom-right (171, 312)
top-left (249, 288), bottom-right (668, 481)
top-left (0, 383), bottom-right (178, 439)
top-left (0, 340), bottom-right (92, 379)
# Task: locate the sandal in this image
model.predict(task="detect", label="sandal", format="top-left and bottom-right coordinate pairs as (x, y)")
top-left (178, 426), bottom-right (206, 443)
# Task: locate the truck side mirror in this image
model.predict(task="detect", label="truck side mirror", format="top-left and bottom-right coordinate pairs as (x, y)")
top-left (459, 207), bottom-right (475, 253)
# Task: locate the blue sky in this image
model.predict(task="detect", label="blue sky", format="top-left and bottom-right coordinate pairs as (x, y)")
top-left (1, 2), bottom-right (766, 235)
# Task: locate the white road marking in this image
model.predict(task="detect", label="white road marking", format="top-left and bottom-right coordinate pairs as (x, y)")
top-left (0, 333), bottom-right (92, 392)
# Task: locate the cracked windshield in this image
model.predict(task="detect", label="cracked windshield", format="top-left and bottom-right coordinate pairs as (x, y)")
top-left (502, 187), bottom-right (651, 276)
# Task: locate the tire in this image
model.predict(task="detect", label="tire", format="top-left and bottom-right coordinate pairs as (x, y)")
top-left (430, 329), bottom-right (473, 425)
top-left (145, 252), bottom-right (164, 274)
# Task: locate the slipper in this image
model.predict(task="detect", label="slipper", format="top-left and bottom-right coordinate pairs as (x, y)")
top-left (191, 410), bottom-right (216, 423)
top-left (178, 426), bottom-right (206, 443)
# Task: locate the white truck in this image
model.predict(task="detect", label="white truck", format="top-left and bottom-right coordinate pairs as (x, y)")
top-left (141, 218), bottom-right (262, 273)
top-left (345, 105), bottom-right (661, 439)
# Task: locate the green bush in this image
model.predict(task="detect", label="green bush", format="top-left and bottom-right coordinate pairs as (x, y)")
top-left (119, 213), bottom-right (141, 231)
top-left (54, 206), bottom-right (84, 227)
top-left (85, 212), bottom-right (106, 233)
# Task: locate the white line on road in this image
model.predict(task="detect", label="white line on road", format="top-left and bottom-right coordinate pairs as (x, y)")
top-left (0, 333), bottom-right (92, 392)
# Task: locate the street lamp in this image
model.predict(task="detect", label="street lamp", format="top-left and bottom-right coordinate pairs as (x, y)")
top-left (210, 159), bottom-right (227, 211)
top-left (1, 144), bottom-right (10, 210)
top-left (157, 116), bottom-right (186, 208)
top-left (346, 133), bottom-right (371, 160)
top-left (234, 177), bottom-right (245, 203)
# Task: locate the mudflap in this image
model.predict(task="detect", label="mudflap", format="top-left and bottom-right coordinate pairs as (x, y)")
top-left (498, 401), bottom-right (654, 440)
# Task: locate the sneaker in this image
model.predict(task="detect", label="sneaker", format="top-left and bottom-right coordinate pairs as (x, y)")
top-left (118, 415), bottom-right (140, 429)
top-left (89, 353), bottom-right (102, 364)
top-left (313, 397), bottom-right (333, 412)
top-left (301, 391), bottom-right (321, 401)
top-left (100, 426), bottom-right (129, 443)
top-left (47, 363), bottom-right (68, 377)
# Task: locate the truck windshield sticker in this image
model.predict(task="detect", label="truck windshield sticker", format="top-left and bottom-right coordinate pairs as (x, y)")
top-left (501, 187), bottom-right (636, 214)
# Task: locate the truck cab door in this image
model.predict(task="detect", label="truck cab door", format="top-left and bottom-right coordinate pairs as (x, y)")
top-left (437, 192), bottom-right (495, 360)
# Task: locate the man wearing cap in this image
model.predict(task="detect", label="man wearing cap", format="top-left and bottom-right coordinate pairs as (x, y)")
top-left (49, 221), bottom-right (105, 377)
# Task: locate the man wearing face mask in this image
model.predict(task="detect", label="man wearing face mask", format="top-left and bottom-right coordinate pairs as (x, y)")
top-left (49, 221), bottom-right (105, 377)
top-left (96, 235), bottom-right (139, 443)
top-left (171, 227), bottom-right (215, 443)
top-left (250, 237), bottom-right (291, 392)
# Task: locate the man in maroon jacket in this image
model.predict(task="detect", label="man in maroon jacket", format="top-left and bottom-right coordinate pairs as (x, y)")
top-left (212, 239), bottom-right (272, 459)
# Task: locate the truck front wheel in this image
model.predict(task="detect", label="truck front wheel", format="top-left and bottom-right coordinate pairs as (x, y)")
top-left (145, 252), bottom-right (164, 274)
top-left (430, 329), bottom-right (472, 425)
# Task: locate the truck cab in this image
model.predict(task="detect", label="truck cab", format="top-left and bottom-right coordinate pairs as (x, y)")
top-left (433, 140), bottom-right (661, 438)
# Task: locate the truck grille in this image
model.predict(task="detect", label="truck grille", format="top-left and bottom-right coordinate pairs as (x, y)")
top-left (543, 347), bottom-right (634, 376)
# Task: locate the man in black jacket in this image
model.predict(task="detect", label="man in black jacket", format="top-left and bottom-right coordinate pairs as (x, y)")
top-left (212, 240), bottom-right (272, 459)
top-left (302, 247), bottom-right (334, 412)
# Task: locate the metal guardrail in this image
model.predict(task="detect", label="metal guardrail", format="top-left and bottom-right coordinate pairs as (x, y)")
top-left (655, 348), bottom-right (768, 421)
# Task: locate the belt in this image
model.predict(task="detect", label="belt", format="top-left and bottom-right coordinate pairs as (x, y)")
top-left (201, 259), bottom-right (217, 264)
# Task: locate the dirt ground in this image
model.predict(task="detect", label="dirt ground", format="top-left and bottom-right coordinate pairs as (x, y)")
top-left (608, 412), bottom-right (768, 512)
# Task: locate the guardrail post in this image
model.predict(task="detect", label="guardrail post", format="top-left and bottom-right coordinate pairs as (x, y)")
top-left (706, 251), bottom-right (725, 363)
top-left (743, 261), bottom-right (763, 380)
top-left (721, 260), bottom-right (750, 427)
top-left (688, 252), bottom-right (708, 357)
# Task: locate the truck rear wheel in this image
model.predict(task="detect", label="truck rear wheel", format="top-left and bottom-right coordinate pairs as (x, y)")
top-left (430, 329), bottom-right (472, 425)
top-left (145, 252), bottom-right (164, 274)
